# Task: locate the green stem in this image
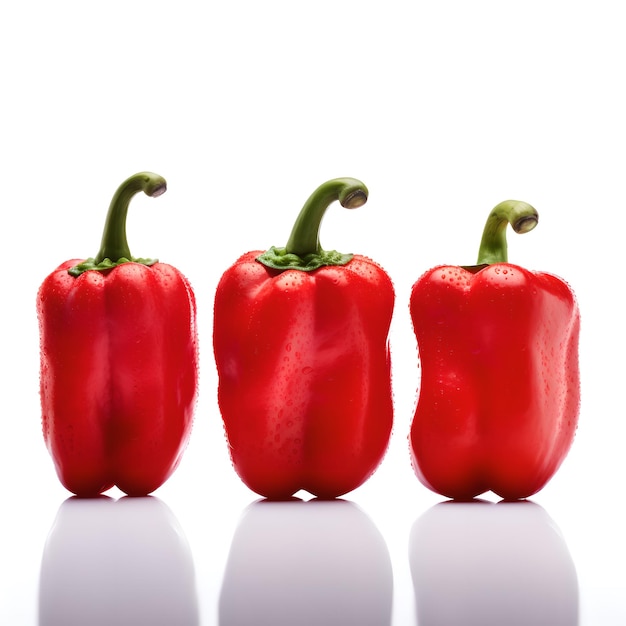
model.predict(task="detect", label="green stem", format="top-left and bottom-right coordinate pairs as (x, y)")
top-left (257, 177), bottom-right (368, 272)
top-left (476, 200), bottom-right (538, 265)
top-left (285, 178), bottom-right (368, 257)
top-left (68, 172), bottom-right (166, 277)
top-left (95, 172), bottom-right (167, 264)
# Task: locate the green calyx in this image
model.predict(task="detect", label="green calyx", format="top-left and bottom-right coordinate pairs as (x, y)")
top-left (474, 200), bottom-right (539, 266)
top-left (258, 246), bottom-right (353, 271)
top-left (68, 172), bottom-right (166, 277)
top-left (257, 177), bottom-right (368, 272)
top-left (68, 255), bottom-right (158, 276)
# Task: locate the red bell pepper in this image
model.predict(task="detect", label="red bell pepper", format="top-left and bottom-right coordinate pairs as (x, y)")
top-left (213, 178), bottom-right (394, 499)
top-left (37, 172), bottom-right (198, 497)
top-left (409, 200), bottom-right (580, 500)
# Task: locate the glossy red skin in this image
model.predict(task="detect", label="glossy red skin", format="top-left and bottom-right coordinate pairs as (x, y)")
top-left (213, 251), bottom-right (394, 499)
top-left (37, 260), bottom-right (198, 497)
top-left (409, 263), bottom-right (580, 500)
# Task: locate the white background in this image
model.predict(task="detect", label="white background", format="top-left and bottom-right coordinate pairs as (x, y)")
top-left (1, 1), bottom-right (624, 624)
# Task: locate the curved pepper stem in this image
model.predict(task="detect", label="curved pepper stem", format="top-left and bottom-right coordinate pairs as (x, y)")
top-left (68, 172), bottom-right (166, 277)
top-left (476, 200), bottom-right (538, 265)
top-left (257, 177), bottom-right (368, 272)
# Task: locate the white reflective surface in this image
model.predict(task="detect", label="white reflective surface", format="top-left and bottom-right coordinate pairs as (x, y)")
top-left (16, 484), bottom-right (619, 625)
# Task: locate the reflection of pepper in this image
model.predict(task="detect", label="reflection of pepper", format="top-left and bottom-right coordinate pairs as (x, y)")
top-left (409, 201), bottom-right (580, 500)
top-left (220, 499), bottom-right (393, 625)
top-left (39, 496), bottom-right (200, 625)
top-left (213, 178), bottom-right (394, 499)
top-left (410, 501), bottom-right (579, 624)
top-left (37, 172), bottom-right (198, 497)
